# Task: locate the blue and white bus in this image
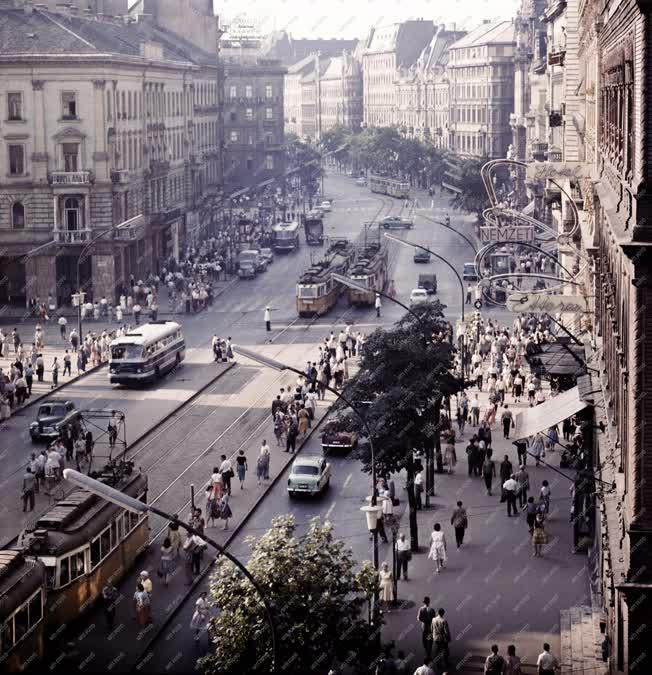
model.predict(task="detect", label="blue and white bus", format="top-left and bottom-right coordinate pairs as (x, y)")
top-left (109, 321), bottom-right (185, 385)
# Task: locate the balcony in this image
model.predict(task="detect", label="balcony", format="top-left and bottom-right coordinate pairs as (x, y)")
top-left (150, 206), bottom-right (183, 227)
top-left (548, 147), bottom-right (562, 161)
top-left (111, 169), bottom-right (130, 184)
top-left (54, 228), bottom-right (91, 244)
top-left (548, 50), bottom-right (566, 67)
top-left (49, 171), bottom-right (92, 186)
top-left (114, 214), bottom-right (147, 241)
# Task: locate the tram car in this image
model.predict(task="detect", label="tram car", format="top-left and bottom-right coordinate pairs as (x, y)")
top-left (12, 462), bottom-right (148, 629)
top-left (368, 174), bottom-right (410, 199)
top-left (296, 239), bottom-right (355, 317)
top-left (0, 550), bottom-right (46, 671)
top-left (347, 242), bottom-right (389, 306)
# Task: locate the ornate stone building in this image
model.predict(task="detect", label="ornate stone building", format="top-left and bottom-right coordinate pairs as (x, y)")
top-left (319, 51), bottom-right (363, 134)
top-left (362, 20), bottom-right (436, 128)
top-left (394, 25), bottom-right (466, 148)
top-left (447, 21), bottom-right (516, 158)
top-left (0, 0), bottom-right (223, 305)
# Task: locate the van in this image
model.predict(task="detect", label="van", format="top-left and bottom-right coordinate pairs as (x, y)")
top-left (463, 262), bottom-right (479, 281)
top-left (418, 274), bottom-right (437, 294)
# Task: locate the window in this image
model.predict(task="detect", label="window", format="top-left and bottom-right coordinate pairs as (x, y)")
top-left (229, 85), bottom-right (237, 99)
top-left (265, 85), bottom-right (273, 98)
top-left (265, 154), bottom-right (274, 170)
top-left (245, 85), bottom-right (253, 98)
top-left (8, 144), bottom-right (24, 175)
top-left (265, 108), bottom-right (273, 120)
top-left (248, 135), bottom-right (254, 145)
top-left (230, 131), bottom-right (239, 143)
top-left (8, 92), bottom-right (22, 121)
top-left (64, 197), bottom-right (81, 231)
top-left (245, 108), bottom-right (253, 121)
top-left (62, 143), bottom-right (79, 172)
top-left (62, 91), bottom-right (78, 119)
top-left (11, 202), bottom-right (25, 229)
top-left (0, 588), bottom-right (43, 658)
top-left (229, 111), bottom-right (236, 122)
top-left (57, 549), bottom-right (86, 587)
top-left (246, 158), bottom-right (253, 170)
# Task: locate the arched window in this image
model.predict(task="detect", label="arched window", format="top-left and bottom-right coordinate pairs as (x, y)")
top-left (11, 202), bottom-right (25, 229)
top-left (64, 197), bottom-right (80, 231)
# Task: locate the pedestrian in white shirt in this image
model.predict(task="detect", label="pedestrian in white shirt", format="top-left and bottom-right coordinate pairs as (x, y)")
top-left (395, 533), bottom-right (411, 580)
top-left (536, 643), bottom-right (559, 675)
top-left (219, 454), bottom-right (233, 495)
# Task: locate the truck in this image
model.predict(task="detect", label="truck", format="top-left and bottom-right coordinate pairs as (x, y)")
top-left (237, 250), bottom-right (260, 279)
top-left (304, 213), bottom-right (324, 245)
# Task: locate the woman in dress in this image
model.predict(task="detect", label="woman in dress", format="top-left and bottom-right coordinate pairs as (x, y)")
top-left (134, 582), bottom-right (151, 626)
top-left (545, 425), bottom-right (559, 453)
top-left (205, 482), bottom-right (219, 528)
top-left (158, 537), bottom-right (175, 587)
top-left (297, 405), bottom-right (310, 438)
top-left (217, 493), bottom-right (232, 530)
top-left (427, 523), bottom-right (447, 572)
top-left (530, 433), bottom-right (545, 467)
top-left (273, 410), bottom-right (286, 446)
top-left (235, 449), bottom-right (247, 489)
top-left (260, 441), bottom-right (270, 480)
top-left (379, 562), bottom-right (395, 606)
top-left (444, 438), bottom-right (456, 474)
top-left (532, 513), bottom-right (547, 557)
top-left (190, 591), bottom-right (210, 641)
top-left (167, 518), bottom-right (182, 559)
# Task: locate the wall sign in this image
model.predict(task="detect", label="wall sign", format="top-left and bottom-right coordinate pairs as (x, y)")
top-left (480, 225), bottom-right (535, 243)
top-left (505, 292), bottom-right (587, 313)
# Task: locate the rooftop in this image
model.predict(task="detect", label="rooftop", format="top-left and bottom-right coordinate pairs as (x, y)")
top-left (449, 20), bottom-right (516, 49)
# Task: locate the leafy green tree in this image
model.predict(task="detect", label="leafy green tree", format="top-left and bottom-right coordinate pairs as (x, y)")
top-left (199, 516), bottom-right (379, 675)
top-left (448, 156), bottom-right (490, 220)
top-left (335, 303), bottom-right (460, 550)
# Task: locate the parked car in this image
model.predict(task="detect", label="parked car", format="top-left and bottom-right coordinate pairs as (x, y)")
top-left (259, 248), bottom-right (274, 266)
top-left (413, 248), bottom-right (431, 263)
top-left (319, 200), bottom-right (332, 212)
top-left (30, 400), bottom-right (79, 442)
top-left (380, 216), bottom-right (413, 229)
top-left (409, 289), bottom-right (429, 306)
top-left (321, 429), bottom-right (358, 454)
top-left (355, 177), bottom-right (366, 187)
top-left (463, 262), bottom-right (479, 281)
top-left (238, 250), bottom-right (261, 278)
top-left (287, 456), bottom-right (331, 496)
top-left (417, 273), bottom-right (437, 294)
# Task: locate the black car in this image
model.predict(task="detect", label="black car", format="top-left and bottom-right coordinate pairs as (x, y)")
top-left (29, 400), bottom-right (79, 442)
top-left (413, 249), bottom-right (431, 263)
top-left (418, 273), bottom-right (438, 294)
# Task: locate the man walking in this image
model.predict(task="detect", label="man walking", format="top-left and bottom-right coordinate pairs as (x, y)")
top-left (417, 597), bottom-right (437, 659)
top-left (484, 644), bottom-right (506, 675)
top-left (503, 474), bottom-right (519, 517)
top-left (450, 500), bottom-right (469, 548)
top-left (500, 455), bottom-right (513, 484)
top-left (514, 438), bottom-right (528, 466)
top-left (432, 608), bottom-right (451, 670)
top-left (395, 532), bottom-right (411, 580)
top-left (63, 350), bottom-right (72, 377)
top-left (375, 293), bottom-right (382, 318)
top-left (219, 454), bottom-right (233, 495)
top-left (22, 467), bottom-right (36, 512)
top-left (264, 306), bottom-right (272, 332)
top-left (58, 315), bottom-right (68, 340)
top-left (501, 404), bottom-right (514, 439)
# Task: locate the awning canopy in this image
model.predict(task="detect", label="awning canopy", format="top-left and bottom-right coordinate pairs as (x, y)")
top-left (526, 342), bottom-right (586, 377)
top-left (514, 385), bottom-right (590, 439)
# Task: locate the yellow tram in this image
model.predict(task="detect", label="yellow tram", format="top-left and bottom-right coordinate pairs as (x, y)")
top-left (0, 550), bottom-right (46, 672)
top-left (12, 464), bottom-right (148, 629)
top-left (347, 242), bottom-right (389, 306)
top-left (296, 239), bottom-right (356, 317)
top-left (369, 175), bottom-right (410, 199)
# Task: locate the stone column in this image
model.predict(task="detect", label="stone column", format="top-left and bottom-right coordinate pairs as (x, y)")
top-left (92, 79), bottom-right (109, 181)
top-left (31, 80), bottom-right (48, 181)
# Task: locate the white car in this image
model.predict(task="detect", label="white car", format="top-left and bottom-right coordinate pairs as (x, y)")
top-left (319, 200), bottom-right (332, 212)
top-left (355, 177), bottom-right (366, 187)
top-left (287, 456), bottom-right (331, 496)
top-left (409, 288), bottom-right (429, 306)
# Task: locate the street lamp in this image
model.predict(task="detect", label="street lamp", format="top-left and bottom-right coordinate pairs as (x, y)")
top-left (63, 468), bottom-right (278, 672)
top-left (231, 345), bottom-right (383, 640)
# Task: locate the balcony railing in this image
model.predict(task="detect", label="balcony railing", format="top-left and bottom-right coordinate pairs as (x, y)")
top-left (49, 171), bottom-right (92, 185)
top-left (54, 229), bottom-right (91, 243)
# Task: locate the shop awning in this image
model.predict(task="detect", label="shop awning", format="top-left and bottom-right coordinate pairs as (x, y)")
top-left (514, 385), bottom-right (590, 439)
top-left (526, 342), bottom-right (586, 377)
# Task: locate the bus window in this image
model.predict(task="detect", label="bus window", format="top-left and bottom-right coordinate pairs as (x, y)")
top-left (111, 344), bottom-right (145, 360)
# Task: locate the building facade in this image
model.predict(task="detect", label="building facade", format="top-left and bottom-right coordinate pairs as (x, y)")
top-left (447, 20), bottom-right (516, 159)
top-left (0, 0), bottom-right (222, 306)
top-left (284, 55), bottom-right (315, 137)
top-left (362, 20), bottom-right (436, 128)
top-left (319, 52), bottom-right (363, 134)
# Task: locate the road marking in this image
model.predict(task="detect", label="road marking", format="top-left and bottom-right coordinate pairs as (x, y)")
top-left (343, 473), bottom-right (353, 489)
top-left (325, 501), bottom-right (337, 519)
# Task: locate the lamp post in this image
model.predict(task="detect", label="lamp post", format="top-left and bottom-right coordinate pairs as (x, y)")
top-left (231, 345), bottom-right (383, 644)
top-left (63, 468), bottom-right (278, 672)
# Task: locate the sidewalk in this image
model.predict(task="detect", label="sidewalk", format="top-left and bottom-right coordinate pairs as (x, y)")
top-left (47, 340), bottom-right (349, 672)
top-left (382, 367), bottom-right (592, 673)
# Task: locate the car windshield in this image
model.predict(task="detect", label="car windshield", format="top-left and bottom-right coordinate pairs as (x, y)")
top-left (38, 404), bottom-right (65, 418)
top-left (293, 465), bottom-right (320, 476)
top-left (464, 264), bottom-right (476, 273)
top-left (239, 253), bottom-right (257, 263)
top-left (111, 344), bottom-right (145, 360)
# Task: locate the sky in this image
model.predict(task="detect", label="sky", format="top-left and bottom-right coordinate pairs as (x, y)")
top-left (215, 0), bottom-right (521, 40)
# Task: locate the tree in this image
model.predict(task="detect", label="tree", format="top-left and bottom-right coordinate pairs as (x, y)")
top-left (320, 125), bottom-right (353, 169)
top-left (448, 157), bottom-right (490, 221)
top-left (199, 516), bottom-right (379, 675)
top-left (334, 303), bottom-right (460, 550)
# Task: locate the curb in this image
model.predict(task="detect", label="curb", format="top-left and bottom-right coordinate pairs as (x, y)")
top-left (131, 389), bottom-right (335, 672)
